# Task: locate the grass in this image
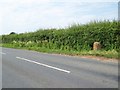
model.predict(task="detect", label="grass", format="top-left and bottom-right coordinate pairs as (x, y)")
top-left (1, 43), bottom-right (119, 60)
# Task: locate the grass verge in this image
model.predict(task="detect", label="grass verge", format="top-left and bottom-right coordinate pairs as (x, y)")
top-left (1, 43), bottom-right (119, 60)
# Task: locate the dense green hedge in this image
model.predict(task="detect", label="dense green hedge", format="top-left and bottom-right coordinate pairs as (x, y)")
top-left (1, 20), bottom-right (119, 51)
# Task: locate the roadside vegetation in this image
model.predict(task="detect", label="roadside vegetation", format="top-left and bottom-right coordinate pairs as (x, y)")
top-left (1, 20), bottom-right (120, 59)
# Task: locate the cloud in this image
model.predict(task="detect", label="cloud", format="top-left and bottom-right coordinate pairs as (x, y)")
top-left (0, 1), bottom-right (118, 34)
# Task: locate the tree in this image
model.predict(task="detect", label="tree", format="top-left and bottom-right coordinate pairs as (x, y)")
top-left (10, 32), bottom-right (16, 35)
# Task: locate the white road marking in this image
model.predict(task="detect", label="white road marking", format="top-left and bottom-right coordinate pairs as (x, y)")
top-left (16, 57), bottom-right (70, 73)
top-left (0, 52), bottom-right (6, 55)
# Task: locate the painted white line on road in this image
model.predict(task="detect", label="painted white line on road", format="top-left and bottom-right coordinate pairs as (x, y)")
top-left (0, 52), bottom-right (6, 55)
top-left (16, 57), bottom-right (70, 73)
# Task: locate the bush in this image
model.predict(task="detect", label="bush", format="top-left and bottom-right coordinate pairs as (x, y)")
top-left (1, 20), bottom-right (119, 51)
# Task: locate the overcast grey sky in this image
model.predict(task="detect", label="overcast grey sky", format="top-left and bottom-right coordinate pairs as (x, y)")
top-left (0, 0), bottom-right (118, 35)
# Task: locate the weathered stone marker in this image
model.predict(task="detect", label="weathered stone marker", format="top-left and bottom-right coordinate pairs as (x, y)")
top-left (93, 42), bottom-right (101, 50)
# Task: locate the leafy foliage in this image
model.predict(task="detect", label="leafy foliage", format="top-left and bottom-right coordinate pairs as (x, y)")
top-left (1, 20), bottom-right (119, 51)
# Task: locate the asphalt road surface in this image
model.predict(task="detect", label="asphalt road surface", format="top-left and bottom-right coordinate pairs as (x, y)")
top-left (1, 47), bottom-right (118, 88)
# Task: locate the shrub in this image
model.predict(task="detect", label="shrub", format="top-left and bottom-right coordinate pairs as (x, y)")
top-left (2, 20), bottom-right (119, 51)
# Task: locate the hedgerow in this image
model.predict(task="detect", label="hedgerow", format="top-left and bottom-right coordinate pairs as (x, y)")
top-left (1, 20), bottom-right (119, 51)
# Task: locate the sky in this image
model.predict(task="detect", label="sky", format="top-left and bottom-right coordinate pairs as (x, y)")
top-left (0, 0), bottom-right (119, 35)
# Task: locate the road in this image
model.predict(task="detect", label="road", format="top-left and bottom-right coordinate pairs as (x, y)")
top-left (1, 47), bottom-right (118, 88)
